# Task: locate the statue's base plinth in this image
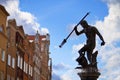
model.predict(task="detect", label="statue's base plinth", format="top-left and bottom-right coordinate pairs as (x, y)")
top-left (77, 71), bottom-right (100, 80)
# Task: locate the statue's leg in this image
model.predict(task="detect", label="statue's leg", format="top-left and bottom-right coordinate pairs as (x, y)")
top-left (87, 50), bottom-right (93, 64)
top-left (92, 51), bottom-right (98, 70)
top-left (76, 45), bottom-right (89, 66)
top-left (78, 45), bottom-right (87, 55)
top-left (92, 51), bottom-right (98, 64)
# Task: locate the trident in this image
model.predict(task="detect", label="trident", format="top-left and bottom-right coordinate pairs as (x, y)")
top-left (59, 12), bottom-right (90, 48)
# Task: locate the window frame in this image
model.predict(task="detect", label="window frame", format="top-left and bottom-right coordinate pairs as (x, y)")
top-left (12, 57), bottom-right (15, 68)
top-left (20, 57), bottom-right (23, 69)
top-left (1, 49), bottom-right (5, 62)
top-left (17, 55), bottom-right (20, 67)
top-left (8, 54), bottom-right (11, 66)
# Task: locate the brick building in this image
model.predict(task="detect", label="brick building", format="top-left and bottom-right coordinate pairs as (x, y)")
top-left (15, 25), bottom-right (25, 80)
top-left (27, 32), bottom-right (51, 80)
top-left (0, 4), bottom-right (9, 80)
top-left (40, 34), bottom-right (50, 80)
top-left (0, 4), bottom-right (52, 80)
top-left (23, 35), bottom-right (34, 80)
top-left (7, 19), bottom-right (34, 80)
top-left (6, 19), bottom-right (17, 80)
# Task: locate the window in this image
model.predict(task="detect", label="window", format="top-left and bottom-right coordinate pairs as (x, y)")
top-left (8, 54), bottom-right (11, 66)
top-left (12, 58), bottom-right (15, 68)
top-left (30, 66), bottom-right (33, 76)
top-left (25, 63), bottom-right (28, 73)
top-left (29, 65), bottom-right (31, 75)
top-left (1, 50), bottom-right (5, 61)
top-left (29, 65), bottom-right (33, 76)
top-left (41, 43), bottom-right (44, 52)
top-left (0, 26), bottom-right (3, 32)
top-left (24, 61), bottom-right (26, 72)
top-left (20, 57), bottom-right (23, 69)
top-left (24, 61), bottom-right (28, 73)
top-left (17, 55), bottom-right (20, 67)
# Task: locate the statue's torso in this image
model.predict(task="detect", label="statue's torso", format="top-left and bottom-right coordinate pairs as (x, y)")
top-left (84, 27), bottom-right (96, 49)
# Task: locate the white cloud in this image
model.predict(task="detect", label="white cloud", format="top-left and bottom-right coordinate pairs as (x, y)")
top-left (60, 69), bottom-right (80, 80)
top-left (53, 62), bottom-right (71, 71)
top-left (96, 2), bottom-right (120, 80)
top-left (61, 74), bottom-right (72, 80)
top-left (95, 2), bottom-right (120, 44)
top-left (72, 43), bottom-right (84, 60)
top-left (72, 43), bottom-right (84, 53)
top-left (98, 45), bottom-right (120, 80)
top-left (0, 0), bottom-right (49, 35)
top-left (52, 63), bottom-right (74, 80)
top-left (41, 28), bottom-right (49, 35)
top-left (103, 0), bottom-right (120, 4)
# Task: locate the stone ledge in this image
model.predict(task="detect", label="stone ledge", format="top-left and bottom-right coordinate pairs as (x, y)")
top-left (78, 71), bottom-right (100, 80)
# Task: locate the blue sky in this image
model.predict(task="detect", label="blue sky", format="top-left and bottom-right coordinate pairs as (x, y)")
top-left (0, 0), bottom-right (120, 80)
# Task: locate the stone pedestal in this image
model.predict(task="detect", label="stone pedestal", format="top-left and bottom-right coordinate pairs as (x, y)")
top-left (77, 70), bottom-right (100, 80)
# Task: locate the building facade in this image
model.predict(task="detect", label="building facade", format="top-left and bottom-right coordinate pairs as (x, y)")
top-left (7, 19), bottom-right (35, 80)
top-left (15, 25), bottom-right (25, 80)
top-left (27, 32), bottom-right (51, 80)
top-left (6, 19), bottom-right (17, 80)
top-left (0, 4), bottom-right (9, 80)
top-left (27, 32), bottom-right (42, 80)
top-left (0, 4), bottom-right (52, 80)
top-left (23, 35), bottom-right (34, 80)
top-left (40, 34), bottom-right (50, 80)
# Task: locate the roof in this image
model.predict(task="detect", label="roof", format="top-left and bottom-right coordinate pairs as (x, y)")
top-left (16, 25), bottom-right (25, 38)
top-left (8, 19), bottom-right (17, 28)
top-left (27, 35), bottom-right (46, 41)
top-left (27, 35), bottom-right (35, 40)
top-left (0, 4), bottom-right (9, 16)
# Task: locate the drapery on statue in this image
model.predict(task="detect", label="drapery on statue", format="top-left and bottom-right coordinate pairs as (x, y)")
top-left (74, 20), bottom-right (105, 69)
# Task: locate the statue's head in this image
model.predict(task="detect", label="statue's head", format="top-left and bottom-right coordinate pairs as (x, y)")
top-left (80, 20), bottom-right (88, 28)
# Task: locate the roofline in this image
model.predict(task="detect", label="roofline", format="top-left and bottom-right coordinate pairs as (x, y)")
top-left (0, 4), bottom-right (9, 16)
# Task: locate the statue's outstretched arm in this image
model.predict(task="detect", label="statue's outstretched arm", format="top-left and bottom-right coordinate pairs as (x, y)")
top-left (95, 28), bottom-right (105, 46)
